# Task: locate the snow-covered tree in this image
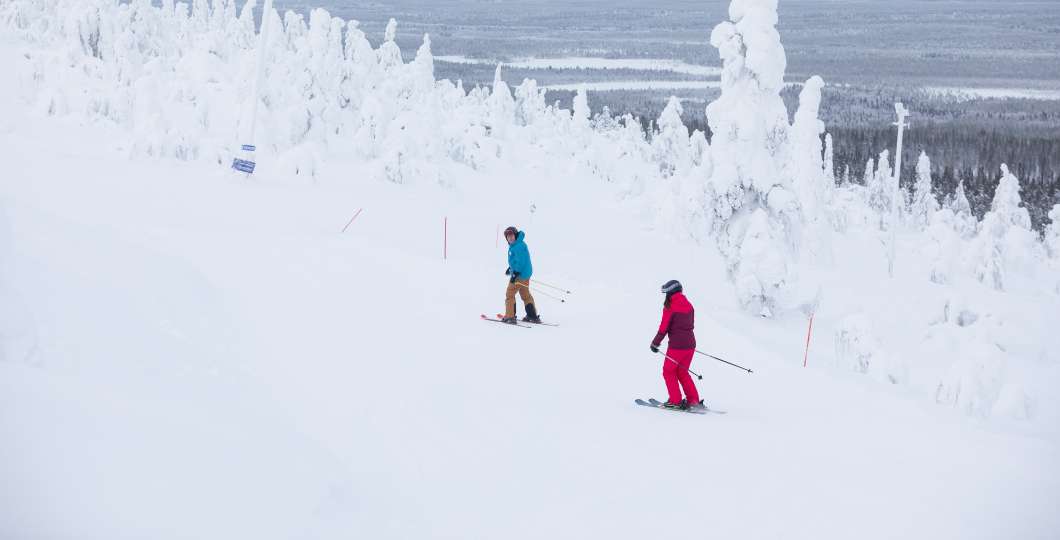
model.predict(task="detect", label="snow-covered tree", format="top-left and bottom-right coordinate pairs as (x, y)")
top-left (409, 33), bottom-right (435, 94)
top-left (834, 314), bottom-right (906, 384)
top-left (377, 18), bottom-right (401, 72)
top-left (862, 157), bottom-right (874, 187)
top-left (868, 149), bottom-right (891, 218)
top-left (572, 86), bottom-right (590, 128)
top-left (654, 96), bottom-right (691, 176)
top-left (823, 133), bottom-right (835, 186)
top-left (990, 164), bottom-right (1032, 230)
top-left (971, 164), bottom-right (1037, 291)
top-left (703, 0), bottom-right (803, 316)
top-left (690, 129), bottom-right (710, 171)
top-left (945, 180), bottom-right (977, 238)
top-left (910, 151), bottom-right (939, 229)
top-left (514, 78), bottom-right (546, 127)
top-left (925, 208), bottom-right (961, 284)
top-left (487, 64), bottom-right (515, 140)
top-left (790, 75), bottom-right (828, 219)
top-left (974, 213), bottom-right (1007, 290)
top-left (950, 180), bottom-right (971, 216)
top-left (1046, 204), bottom-right (1060, 259)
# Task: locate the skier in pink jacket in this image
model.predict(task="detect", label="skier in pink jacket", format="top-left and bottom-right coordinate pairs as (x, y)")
top-left (650, 280), bottom-right (704, 411)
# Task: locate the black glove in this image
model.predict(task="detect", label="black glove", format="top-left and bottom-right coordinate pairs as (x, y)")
top-left (509, 272), bottom-right (519, 284)
top-left (505, 267), bottom-right (511, 275)
top-left (650, 344), bottom-right (659, 353)
top-left (509, 275), bottom-right (517, 284)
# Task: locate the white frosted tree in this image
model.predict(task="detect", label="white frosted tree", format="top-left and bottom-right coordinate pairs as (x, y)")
top-left (690, 129), bottom-right (711, 173)
top-left (377, 18), bottom-right (401, 72)
top-left (823, 132), bottom-right (835, 186)
top-left (868, 149), bottom-right (891, 217)
top-left (924, 208), bottom-right (960, 284)
top-left (990, 164), bottom-right (1032, 229)
top-left (789, 75), bottom-right (828, 219)
top-left (974, 213), bottom-right (1006, 290)
top-left (972, 164), bottom-right (1037, 291)
top-left (572, 85), bottom-right (590, 128)
top-left (951, 180), bottom-right (972, 216)
top-left (487, 64), bottom-right (515, 140)
top-left (409, 33), bottom-right (435, 95)
top-left (947, 180), bottom-right (977, 238)
top-left (302, 9), bottom-right (345, 146)
top-left (703, 0), bottom-right (801, 317)
top-left (910, 150), bottom-right (939, 229)
top-left (1046, 204), bottom-right (1060, 259)
top-left (654, 95), bottom-right (691, 176)
top-left (514, 78), bottom-right (546, 127)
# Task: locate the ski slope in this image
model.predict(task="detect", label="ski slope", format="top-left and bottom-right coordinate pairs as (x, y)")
top-left (1, 45), bottom-right (1058, 539)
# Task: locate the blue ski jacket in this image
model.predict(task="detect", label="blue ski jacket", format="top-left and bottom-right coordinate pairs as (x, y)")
top-left (507, 231), bottom-right (533, 280)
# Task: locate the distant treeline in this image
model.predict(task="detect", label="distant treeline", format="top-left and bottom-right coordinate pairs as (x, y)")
top-left (827, 125), bottom-right (1060, 231)
top-left (551, 84), bottom-right (1060, 231)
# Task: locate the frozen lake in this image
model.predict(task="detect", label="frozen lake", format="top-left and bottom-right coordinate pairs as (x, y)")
top-left (278, 0), bottom-right (1060, 90)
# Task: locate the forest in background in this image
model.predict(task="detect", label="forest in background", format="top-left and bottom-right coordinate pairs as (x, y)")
top-left (278, 0), bottom-right (1060, 231)
top-left (545, 86), bottom-right (1060, 231)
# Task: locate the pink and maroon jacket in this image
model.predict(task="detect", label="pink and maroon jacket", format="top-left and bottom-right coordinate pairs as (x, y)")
top-left (652, 292), bottom-right (696, 350)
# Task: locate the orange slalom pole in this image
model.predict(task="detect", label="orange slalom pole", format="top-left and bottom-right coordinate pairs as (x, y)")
top-left (803, 312), bottom-right (815, 368)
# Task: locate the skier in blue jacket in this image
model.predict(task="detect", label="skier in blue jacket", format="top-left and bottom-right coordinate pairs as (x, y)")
top-left (502, 226), bottom-right (540, 324)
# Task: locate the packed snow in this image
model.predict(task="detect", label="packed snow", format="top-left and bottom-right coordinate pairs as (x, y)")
top-left (1, 0), bottom-right (1058, 538)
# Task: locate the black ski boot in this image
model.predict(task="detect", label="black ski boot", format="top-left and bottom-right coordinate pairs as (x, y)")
top-left (689, 399), bottom-right (707, 412)
top-left (500, 315), bottom-right (518, 324)
top-left (662, 400), bottom-right (688, 411)
top-left (522, 303), bottom-right (542, 324)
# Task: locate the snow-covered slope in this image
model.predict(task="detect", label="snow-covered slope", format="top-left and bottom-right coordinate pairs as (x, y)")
top-left (2, 1), bottom-right (1059, 538)
top-left (0, 52), bottom-right (1057, 540)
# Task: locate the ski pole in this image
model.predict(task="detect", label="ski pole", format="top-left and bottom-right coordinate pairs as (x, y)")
top-left (531, 279), bottom-right (571, 294)
top-left (654, 350), bottom-right (703, 380)
top-left (694, 350), bottom-right (753, 374)
top-left (514, 282), bottom-right (566, 303)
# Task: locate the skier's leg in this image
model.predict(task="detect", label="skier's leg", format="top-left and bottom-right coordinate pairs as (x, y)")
top-left (662, 354), bottom-right (682, 404)
top-left (672, 349), bottom-right (700, 403)
top-left (504, 282), bottom-right (518, 318)
top-left (517, 279), bottom-right (536, 310)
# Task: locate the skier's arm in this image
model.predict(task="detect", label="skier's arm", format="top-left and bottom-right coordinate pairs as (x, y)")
top-left (510, 244), bottom-right (528, 276)
top-left (651, 308), bottom-right (673, 348)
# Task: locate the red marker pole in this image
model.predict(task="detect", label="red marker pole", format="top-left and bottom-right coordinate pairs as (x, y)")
top-left (803, 312), bottom-right (815, 367)
top-left (341, 208), bottom-right (363, 233)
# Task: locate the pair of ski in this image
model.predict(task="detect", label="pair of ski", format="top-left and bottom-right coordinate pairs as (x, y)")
top-left (480, 314), bottom-right (559, 328)
top-left (635, 398), bottom-right (727, 415)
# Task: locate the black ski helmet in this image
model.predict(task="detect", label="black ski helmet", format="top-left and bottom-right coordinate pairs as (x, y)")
top-left (661, 280), bottom-right (683, 294)
top-left (503, 226), bottom-right (518, 238)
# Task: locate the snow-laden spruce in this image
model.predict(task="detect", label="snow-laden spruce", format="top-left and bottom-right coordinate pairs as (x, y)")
top-left (910, 151), bottom-right (939, 229)
top-left (972, 164), bottom-right (1039, 291)
top-left (700, 0), bottom-right (813, 317)
top-left (1047, 205), bottom-right (1060, 259)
